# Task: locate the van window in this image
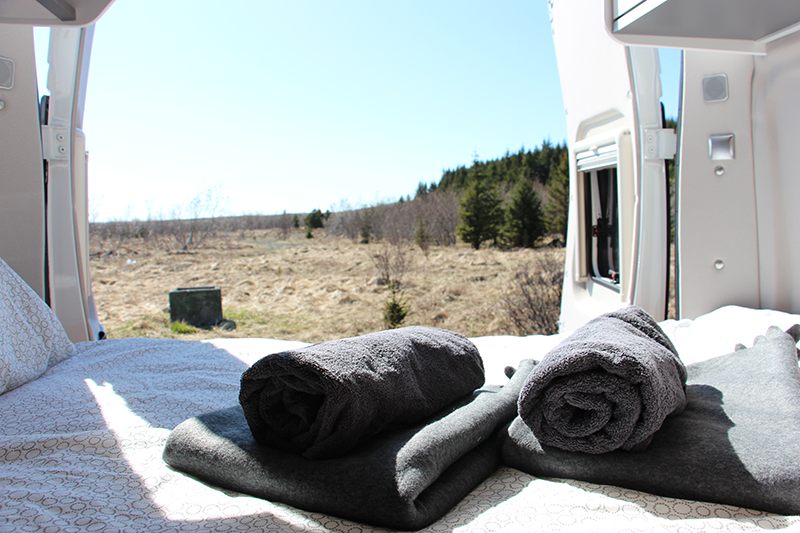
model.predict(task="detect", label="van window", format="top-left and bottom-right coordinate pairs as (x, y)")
top-left (583, 166), bottom-right (619, 286)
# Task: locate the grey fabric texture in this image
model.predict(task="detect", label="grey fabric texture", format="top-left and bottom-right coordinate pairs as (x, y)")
top-left (239, 326), bottom-right (485, 459)
top-left (163, 359), bottom-right (535, 531)
top-left (517, 305), bottom-right (687, 453)
top-left (500, 326), bottom-right (800, 515)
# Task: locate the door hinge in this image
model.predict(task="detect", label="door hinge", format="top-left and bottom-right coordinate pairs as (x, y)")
top-left (41, 125), bottom-right (70, 161)
top-left (643, 128), bottom-right (677, 160)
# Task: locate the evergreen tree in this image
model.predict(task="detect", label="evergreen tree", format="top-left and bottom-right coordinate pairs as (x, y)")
top-left (304, 208), bottom-right (325, 230)
top-left (414, 218), bottom-right (431, 257)
top-left (533, 138), bottom-right (554, 184)
top-left (456, 168), bottom-right (504, 250)
top-left (545, 151), bottom-right (569, 239)
top-left (503, 178), bottom-right (545, 248)
top-left (383, 281), bottom-right (410, 329)
top-left (359, 215), bottom-right (372, 244)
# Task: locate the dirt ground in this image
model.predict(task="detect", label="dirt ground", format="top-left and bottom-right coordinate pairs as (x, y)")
top-left (89, 229), bottom-right (565, 343)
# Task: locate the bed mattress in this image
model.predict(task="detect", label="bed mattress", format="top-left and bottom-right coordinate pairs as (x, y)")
top-left (1, 305), bottom-right (799, 532)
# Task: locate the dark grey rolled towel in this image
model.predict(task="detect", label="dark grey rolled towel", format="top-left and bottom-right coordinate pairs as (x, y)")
top-left (518, 305), bottom-right (687, 454)
top-left (239, 326), bottom-right (485, 459)
top-left (164, 359), bottom-right (536, 531)
top-left (500, 326), bottom-right (800, 516)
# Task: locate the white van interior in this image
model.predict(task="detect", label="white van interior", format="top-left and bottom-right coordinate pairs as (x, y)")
top-left (2, 0), bottom-right (800, 531)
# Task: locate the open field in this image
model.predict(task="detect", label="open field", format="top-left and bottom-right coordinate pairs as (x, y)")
top-left (90, 229), bottom-right (565, 343)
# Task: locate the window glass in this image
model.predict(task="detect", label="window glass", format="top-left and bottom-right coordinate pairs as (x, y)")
top-left (584, 167), bottom-right (619, 285)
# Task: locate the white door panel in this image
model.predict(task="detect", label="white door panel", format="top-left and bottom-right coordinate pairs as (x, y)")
top-left (676, 51), bottom-right (759, 319)
top-left (0, 25), bottom-right (46, 298)
top-left (552, 0), bottom-right (671, 331)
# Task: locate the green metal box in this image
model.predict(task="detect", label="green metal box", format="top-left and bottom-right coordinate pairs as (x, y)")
top-left (169, 286), bottom-right (223, 327)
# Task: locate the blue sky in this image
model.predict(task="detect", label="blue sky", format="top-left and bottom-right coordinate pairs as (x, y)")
top-left (35, 1), bottom-right (680, 222)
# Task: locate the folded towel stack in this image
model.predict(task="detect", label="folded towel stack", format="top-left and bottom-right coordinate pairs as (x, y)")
top-left (517, 306), bottom-right (687, 454)
top-left (164, 359), bottom-right (535, 531)
top-left (165, 327), bottom-right (533, 530)
top-left (501, 325), bottom-right (800, 515)
top-left (239, 326), bottom-right (486, 459)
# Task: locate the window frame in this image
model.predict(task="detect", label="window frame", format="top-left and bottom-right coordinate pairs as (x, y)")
top-left (573, 128), bottom-right (635, 301)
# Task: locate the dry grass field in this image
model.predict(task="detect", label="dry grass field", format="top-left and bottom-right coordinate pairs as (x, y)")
top-left (90, 228), bottom-right (565, 343)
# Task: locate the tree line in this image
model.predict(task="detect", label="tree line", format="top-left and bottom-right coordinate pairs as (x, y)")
top-left (324, 140), bottom-right (569, 250)
top-left (439, 141), bottom-right (566, 191)
top-left (449, 141), bottom-right (568, 249)
top-left (90, 139), bottom-right (570, 254)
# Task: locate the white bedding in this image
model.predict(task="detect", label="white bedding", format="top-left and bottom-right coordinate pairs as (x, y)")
top-left (1, 305), bottom-right (799, 532)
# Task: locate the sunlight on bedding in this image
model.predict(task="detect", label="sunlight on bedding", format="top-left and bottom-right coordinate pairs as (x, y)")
top-left (78, 347), bottom-right (313, 527)
top-left (85, 378), bottom-right (151, 430)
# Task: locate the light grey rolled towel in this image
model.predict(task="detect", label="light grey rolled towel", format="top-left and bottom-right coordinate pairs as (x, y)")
top-left (239, 326), bottom-right (485, 459)
top-left (518, 306), bottom-right (687, 454)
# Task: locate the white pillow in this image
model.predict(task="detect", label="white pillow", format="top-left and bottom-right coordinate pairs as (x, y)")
top-left (0, 257), bottom-right (75, 394)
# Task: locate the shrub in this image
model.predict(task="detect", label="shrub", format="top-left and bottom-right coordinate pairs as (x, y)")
top-left (372, 245), bottom-right (409, 286)
top-left (322, 192), bottom-right (459, 246)
top-left (166, 187), bottom-right (226, 251)
top-left (502, 252), bottom-right (564, 335)
top-left (278, 211), bottom-right (292, 239)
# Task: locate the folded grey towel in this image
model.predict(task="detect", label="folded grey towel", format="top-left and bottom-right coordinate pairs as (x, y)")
top-left (500, 326), bottom-right (800, 515)
top-left (164, 359), bottom-right (536, 531)
top-left (239, 326), bottom-right (485, 459)
top-left (518, 306), bottom-right (687, 453)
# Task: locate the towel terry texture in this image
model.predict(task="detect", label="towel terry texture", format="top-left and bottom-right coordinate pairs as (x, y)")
top-left (501, 325), bottom-right (800, 515)
top-left (239, 326), bottom-right (485, 459)
top-left (517, 305), bottom-right (687, 454)
top-left (164, 359), bottom-right (536, 531)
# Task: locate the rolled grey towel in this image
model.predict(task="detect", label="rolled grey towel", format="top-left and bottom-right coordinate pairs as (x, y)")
top-left (239, 326), bottom-right (485, 459)
top-left (164, 359), bottom-right (536, 530)
top-left (500, 326), bottom-right (800, 516)
top-left (518, 306), bottom-right (687, 454)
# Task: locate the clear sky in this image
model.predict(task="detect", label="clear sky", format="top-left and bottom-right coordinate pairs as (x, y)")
top-left (34, 1), bottom-right (680, 222)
